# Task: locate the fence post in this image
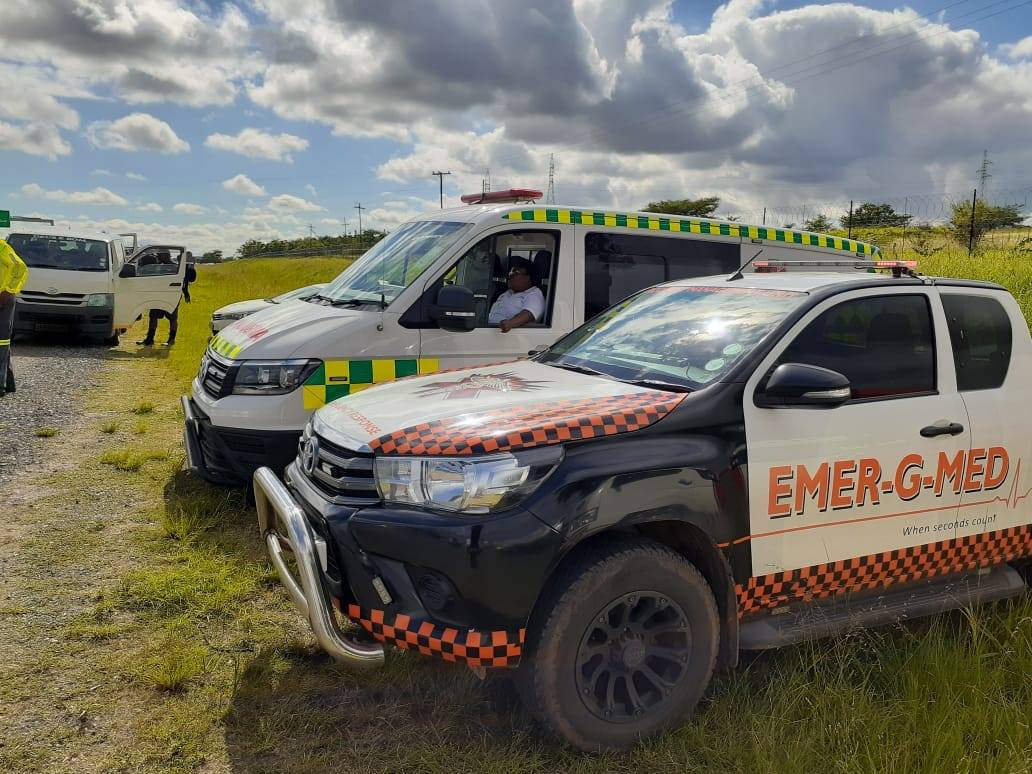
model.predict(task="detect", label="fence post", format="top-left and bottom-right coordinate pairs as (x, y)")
top-left (761, 207), bottom-right (766, 226)
top-left (901, 196), bottom-right (908, 257)
top-left (847, 200), bottom-right (853, 239)
top-left (967, 188), bottom-right (978, 256)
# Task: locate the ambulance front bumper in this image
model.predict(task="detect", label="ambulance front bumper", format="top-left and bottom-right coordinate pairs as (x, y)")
top-left (181, 396), bottom-right (301, 486)
top-left (253, 466), bottom-right (386, 669)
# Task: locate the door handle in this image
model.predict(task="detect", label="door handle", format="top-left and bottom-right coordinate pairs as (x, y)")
top-left (168, 282), bottom-right (181, 287)
top-left (920, 421), bottom-right (965, 438)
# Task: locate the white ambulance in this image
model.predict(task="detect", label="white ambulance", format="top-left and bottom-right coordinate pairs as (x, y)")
top-left (182, 189), bottom-right (882, 485)
top-left (7, 226), bottom-right (188, 343)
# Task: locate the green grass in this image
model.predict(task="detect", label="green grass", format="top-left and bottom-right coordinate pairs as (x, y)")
top-left (132, 401), bottom-right (156, 415)
top-left (100, 421), bottom-right (119, 434)
top-left (100, 448), bottom-right (167, 472)
top-left (34, 427), bottom-right (58, 437)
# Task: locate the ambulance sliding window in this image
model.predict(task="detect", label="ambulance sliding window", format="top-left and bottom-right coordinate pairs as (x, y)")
top-left (778, 294), bottom-right (935, 400)
top-left (941, 294), bottom-right (1012, 391)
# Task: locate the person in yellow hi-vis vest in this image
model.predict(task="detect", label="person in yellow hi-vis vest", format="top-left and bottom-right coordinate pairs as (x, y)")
top-left (0, 238), bottom-right (29, 396)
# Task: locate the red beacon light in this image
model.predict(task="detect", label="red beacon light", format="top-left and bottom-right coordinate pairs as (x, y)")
top-left (460, 188), bottom-right (543, 205)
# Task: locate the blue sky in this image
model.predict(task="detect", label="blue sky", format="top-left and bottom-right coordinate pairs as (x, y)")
top-left (2, 0), bottom-right (1031, 253)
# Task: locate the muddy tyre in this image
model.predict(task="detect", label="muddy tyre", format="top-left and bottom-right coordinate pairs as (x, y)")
top-left (518, 539), bottom-right (719, 751)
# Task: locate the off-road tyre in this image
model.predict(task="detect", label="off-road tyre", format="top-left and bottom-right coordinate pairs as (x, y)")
top-left (517, 538), bottom-right (719, 751)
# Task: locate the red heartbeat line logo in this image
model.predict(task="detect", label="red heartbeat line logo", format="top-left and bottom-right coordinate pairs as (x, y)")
top-left (987, 458), bottom-right (1032, 510)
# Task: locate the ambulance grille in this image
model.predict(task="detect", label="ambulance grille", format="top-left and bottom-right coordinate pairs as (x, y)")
top-left (200, 350), bottom-right (233, 399)
top-left (299, 432), bottom-right (379, 505)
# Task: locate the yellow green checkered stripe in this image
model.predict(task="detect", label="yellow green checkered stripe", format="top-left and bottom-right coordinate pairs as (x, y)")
top-left (209, 334), bottom-right (244, 359)
top-left (302, 357), bottom-right (439, 410)
top-left (503, 209), bottom-right (880, 257)
top-left (0, 338), bottom-right (10, 346)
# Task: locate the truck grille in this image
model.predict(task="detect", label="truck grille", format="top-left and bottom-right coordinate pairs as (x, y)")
top-left (299, 430), bottom-right (379, 505)
top-left (21, 291), bottom-right (86, 306)
top-left (199, 350), bottom-right (233, 398)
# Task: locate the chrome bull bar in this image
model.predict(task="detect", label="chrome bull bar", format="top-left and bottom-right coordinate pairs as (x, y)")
top-left (253, 466), bottom-right (385, 669)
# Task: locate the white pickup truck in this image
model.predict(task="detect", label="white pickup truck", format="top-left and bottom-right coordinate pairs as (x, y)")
top-left (255, 258), bottom-right (1031, 751)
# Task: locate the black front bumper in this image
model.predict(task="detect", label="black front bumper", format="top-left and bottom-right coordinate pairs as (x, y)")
top-left (14, 300), bottom-right (114, 336)
top-left (182, 396), bottom-right (301, 487)
top-left (284, 461), bottom-right (564, 633)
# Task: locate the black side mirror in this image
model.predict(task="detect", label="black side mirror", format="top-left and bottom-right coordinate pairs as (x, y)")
top-left (119, 262), bottom-right (137, 278)
top-left (757, 363), bottom-right (850, 407)
top-left (430, 285), bottom-right (476, 332)
top-left (528, 344), bottom-right (548, 357)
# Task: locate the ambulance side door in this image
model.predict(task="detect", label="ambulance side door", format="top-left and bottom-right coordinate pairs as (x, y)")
top-left (742, 286), bottom-right (969, 580)
top-left (113, 245), bottom-right (187, 327)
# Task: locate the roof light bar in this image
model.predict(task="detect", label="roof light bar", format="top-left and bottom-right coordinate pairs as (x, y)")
top-left (460, 188), bottom-right (544, 205)
top-left (754, 259), bottom-right (918, 277)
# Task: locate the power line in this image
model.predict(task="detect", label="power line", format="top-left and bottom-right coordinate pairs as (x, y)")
top-left (546, 154), bottom-right (556, 204)
top-left (978, 149), bottom-right (992, 200)
top-left (354, 202), bottom-right (365, 234)
top-left (431, 170), bottom-right (451, 208)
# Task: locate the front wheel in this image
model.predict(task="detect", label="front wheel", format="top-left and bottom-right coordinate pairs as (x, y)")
top-left (518, 539), bottom-right (719, 751)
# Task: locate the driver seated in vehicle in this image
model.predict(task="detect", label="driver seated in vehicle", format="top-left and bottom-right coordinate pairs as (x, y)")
top-left (488, 260), bottom-right (545, 333)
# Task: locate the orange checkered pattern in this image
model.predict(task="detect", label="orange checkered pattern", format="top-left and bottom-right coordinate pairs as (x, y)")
top-left (736, 523), bottom-right (1032, 617)
top-left (369, 392), bottom-right (685, 456)
top-left (346, 604), bottom-right (525, 668)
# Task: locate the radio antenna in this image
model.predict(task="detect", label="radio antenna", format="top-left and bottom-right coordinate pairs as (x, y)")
top-left (726, 249), bottom-right (764, 282)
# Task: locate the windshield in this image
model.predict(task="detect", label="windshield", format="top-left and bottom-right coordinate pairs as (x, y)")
top-left (541, 285), bottom-right (806, 390)
top-left (269, 284), bottom-right (322, 304)
top-left (7, 233), bottom-right (109, 272)
top-left (319, 220), bottom-right (472, 305)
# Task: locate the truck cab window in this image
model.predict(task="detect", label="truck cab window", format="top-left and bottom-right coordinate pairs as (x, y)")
top-left (941, 294), bottom-right (1012, 390)
top-left (438, 229), bottom-right (558, 327)
top-left (777, 294), bottom-right (935, 400)
top-left (584, 233), bottom-right (740, 320)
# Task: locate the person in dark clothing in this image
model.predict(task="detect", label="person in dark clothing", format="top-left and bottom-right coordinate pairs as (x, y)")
top-left (138, 250), bottom-right (196, 347)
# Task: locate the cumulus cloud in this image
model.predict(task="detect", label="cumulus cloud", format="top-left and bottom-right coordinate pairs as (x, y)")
top-left (222, 174), bottom-right (267, 197)
top-left (305, 184), bottom-right (318, 197)
top-left (204, 128), bottom-right (308, 161)
top-left (0, 121), bottom-right (71, 160)
top-left (137, 202), bottom-right (163, 213)
top-left (126, 171), bottom-right (147, 181)
top-left (87, 112), bottom-right (190, 154)
top-left (21, 183), bottom-right (128, 206)
top-left (1001, 35), bottom-right (1032, 60)
top-left (173, 202), bottom-right (207, 215)
top-left (267, 194), bottom-right (324, 212)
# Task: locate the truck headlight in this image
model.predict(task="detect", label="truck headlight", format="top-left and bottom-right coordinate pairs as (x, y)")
top-left (231, 359), bottom-right (321, 395)
top-left (213, 311), bottom-right (246, 321)
top-left (374, 447), bottom-right (561, 514)
top-left (84, 293), bottom-right (113, 307)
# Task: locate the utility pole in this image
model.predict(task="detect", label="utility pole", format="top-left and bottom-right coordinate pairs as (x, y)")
top-left (546, 153), bottom-right (556, 204)
top-left (977, 149), bottom-right (992, 201)
top-left (308, 223), bottom-right (315, 239)
top-left (354, 203), bottom-right (365, 238)
top-left (968, 188), bottom-right (978, 256)
top-left (846, 200), bottom-right (854, 239)
top-left (482, 168), bottom-right (491, 195)
top-left (431, 170), bottom-right (451, 209)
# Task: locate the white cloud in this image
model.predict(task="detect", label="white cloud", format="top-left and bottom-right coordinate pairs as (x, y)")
top-left (0, 120), bottom-right (71, 160)
top-left (1001, 36), bottom-right (1032, 60)
top-left (222, 174), bottom-right (266, 197)
top-left (267, 194), bottom-right (324, 212)
top-left (92, 169), bottom-right (113, 176)
top-left (204, 128), bottom-right (308, 162)
top-left (137, 202), bottom-right (163, 213)
top-left (21, 183), bottom-right (128, 206)
top-left (87, 112), bottom-right (189, 154)
top-left (173, 202), bottom-right (207, 215)
top-left (305, 184), bottom-right (318, 197)
top-left (126, 171), bottom-right (147, 181)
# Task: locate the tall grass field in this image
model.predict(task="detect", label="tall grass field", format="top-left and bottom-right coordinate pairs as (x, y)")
top-left (28, 247), bottom-right (1032, 772)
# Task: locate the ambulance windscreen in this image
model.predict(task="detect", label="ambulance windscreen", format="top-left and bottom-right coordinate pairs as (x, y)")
top-left (541, 285), bottom-right (805, 391)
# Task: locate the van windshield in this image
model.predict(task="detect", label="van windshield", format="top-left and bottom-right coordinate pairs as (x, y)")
top-left (540, 285), bottom-right (806, 391)
top-left (7, 233), bottom-right (109, 272)
top-left (318, 221), bottom-right (473, 306)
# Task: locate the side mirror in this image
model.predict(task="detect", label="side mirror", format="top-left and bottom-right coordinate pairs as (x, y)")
top-left (430, 285), bottom-right (476, 332)
top-left (119, 262), bottom-right (137, 278)
top-left (528, 345), bottom-right (548, 357)
top-left (757, 363), bottom-right (851, 407)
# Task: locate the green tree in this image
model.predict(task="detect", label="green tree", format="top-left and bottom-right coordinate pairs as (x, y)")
top-left (643, 196), bottom-right (720, 217)
top-left (950, 200), bottom-right (1024, 249)
top-left (840, 202), bottom-right (912, 229)
top-left (803, 214), bottom-right (833, 233)
top-left (198, 249), bottom-right (223, 264)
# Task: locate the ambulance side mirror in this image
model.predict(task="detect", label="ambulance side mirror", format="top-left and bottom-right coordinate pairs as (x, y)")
top-left (757, 363), bottom-right (851, 407)
top-left (431, 285), bottom-right (476, 332)
top-left (119, 262), bottom-right (137, 278)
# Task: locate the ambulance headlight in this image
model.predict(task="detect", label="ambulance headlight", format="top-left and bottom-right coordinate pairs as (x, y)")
top-left (232, 359), bottom-right (321, 395)
top-left (375, 447), bottom-right (562, 514)
top-left (84, 293), bottom-right (113, 307)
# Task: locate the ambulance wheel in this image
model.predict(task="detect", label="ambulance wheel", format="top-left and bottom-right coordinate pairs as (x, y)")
top-left (517, 539), bottom-right (718, 751)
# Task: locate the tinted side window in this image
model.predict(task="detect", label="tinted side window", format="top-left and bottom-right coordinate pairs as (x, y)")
top-left (778, 294), bottom-right (935, 400)
top-left (584, 233), bottom-right (740, 319)
top-left (941, 294), bottom-right (1012, 390)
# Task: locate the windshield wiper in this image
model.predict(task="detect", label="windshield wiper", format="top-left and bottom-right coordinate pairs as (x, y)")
top-left (549, 362), bottom-right (607, 378)
top-left (619, 378), bottom-right (693, 393)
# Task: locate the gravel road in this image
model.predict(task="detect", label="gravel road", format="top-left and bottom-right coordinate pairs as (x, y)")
top-left (0, 339), bottom-right (108, 486)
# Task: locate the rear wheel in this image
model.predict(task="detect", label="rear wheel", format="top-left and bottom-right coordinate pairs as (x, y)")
top-left (518, 539), bottom-right (719, 751)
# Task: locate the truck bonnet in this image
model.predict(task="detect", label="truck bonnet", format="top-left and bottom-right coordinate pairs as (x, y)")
top-left (314, 360), bottom-right (687, 456)
top-left (209, 298), bottom-right (363, 360)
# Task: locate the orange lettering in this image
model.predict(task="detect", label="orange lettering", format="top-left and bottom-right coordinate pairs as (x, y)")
top-left (983, 447), bottom-right (1010, 491)
top-left (963, 448), bottom-right (987, 493)
top-left (830, 460), bottom-right (857, 510)
top-left (895, 454), bottom-right (924, 501)
top-left (934, 449), bottom-right (966, 497)
top-left (856, 458), bottom-right (881, 506)
top-left (769, 466), bottom-right (793, 518)
top-left (794, 462), bottom-right (830, 515)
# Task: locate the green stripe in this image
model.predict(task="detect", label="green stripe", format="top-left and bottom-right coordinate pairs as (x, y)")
top-left (0, 339), bottom-right (10, 346)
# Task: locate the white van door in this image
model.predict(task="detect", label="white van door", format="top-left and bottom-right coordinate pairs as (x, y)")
top-left (417, 225), bottom-right (575, 370)
top-left (113, 245), bottom-right (187, 328)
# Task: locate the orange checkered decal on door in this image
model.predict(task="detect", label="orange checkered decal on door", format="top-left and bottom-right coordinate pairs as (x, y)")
top-left (736, 523), bottom-right (1032, 617)
top-left (346, 605), bottom-right (525, 668)
top-left (369, 392), bottom-right (686, 456)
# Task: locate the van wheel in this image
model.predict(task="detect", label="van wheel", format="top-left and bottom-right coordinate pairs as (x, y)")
top-left (517, 539), bottom-right (718, 751)
top-left (103, 332), bottom-right (120, 346)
